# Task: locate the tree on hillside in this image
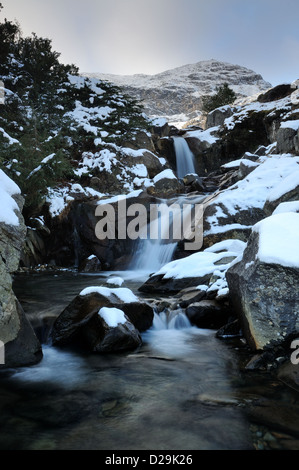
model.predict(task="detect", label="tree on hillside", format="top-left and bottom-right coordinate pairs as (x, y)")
top-left (201, 83), bottom-right (237, 114)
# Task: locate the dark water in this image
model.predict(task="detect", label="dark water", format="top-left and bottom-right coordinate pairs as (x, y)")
top-left (0, 271), bottom-right (298, 450)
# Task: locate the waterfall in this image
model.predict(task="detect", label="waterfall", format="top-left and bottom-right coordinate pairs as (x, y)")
top-left (130, 239), bottom-right (177, 272)
top-left (152, 310), bottom-right (192, 330)
top-left (129, 200), bottom-right (183, 272)
top-left (173, 136), bottom-right (196, 179)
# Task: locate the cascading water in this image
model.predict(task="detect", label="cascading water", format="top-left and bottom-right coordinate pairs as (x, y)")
top-left (173, 136), bottom-right (196, 179)
top-left (151, 309), bottom-right (192, 330)
top-left (129, 194), bottom-right (207, 273)
top-left (129, 200), bottom-right (182, 272)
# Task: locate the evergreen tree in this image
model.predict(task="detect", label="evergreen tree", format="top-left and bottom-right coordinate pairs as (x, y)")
top-left (201, 83), bottom-right (237, 114)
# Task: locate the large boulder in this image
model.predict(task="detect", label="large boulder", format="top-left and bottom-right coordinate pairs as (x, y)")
top-left (0, 170), bottom-right (42, 368)
top-left (51, 286), bottom-right (154, 352)
top-left (226, 213), bottom-right (299, 351)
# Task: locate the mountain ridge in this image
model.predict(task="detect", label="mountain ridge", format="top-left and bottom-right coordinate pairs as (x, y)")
top-left (83, 59), bottom-right (272, 124)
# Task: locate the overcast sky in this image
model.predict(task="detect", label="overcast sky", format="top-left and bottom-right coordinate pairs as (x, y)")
top-left (2, 0), bottom-right (299, 86)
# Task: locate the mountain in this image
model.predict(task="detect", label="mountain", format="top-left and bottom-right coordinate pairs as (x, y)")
top-left (83, 59), bottom-right (272, 124)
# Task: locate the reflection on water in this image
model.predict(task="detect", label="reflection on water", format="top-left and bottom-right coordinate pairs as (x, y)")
top-left (0, 272), bottom-right (298, 450)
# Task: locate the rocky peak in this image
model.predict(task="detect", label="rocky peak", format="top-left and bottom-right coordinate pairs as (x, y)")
top-left (84, 59), bottom-right (272, 123)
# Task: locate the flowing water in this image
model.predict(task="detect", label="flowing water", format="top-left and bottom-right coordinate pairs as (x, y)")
top-left (0, 271), bottom-right (299, 451)
top-left (173, 137), bottom-right (196, 179)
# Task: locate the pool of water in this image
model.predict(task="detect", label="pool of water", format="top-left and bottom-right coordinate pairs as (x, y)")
top-left (0, 271), bottom-right (298, 450)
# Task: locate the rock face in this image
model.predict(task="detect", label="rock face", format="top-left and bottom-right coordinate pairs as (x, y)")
top-left (51, 287), bottom-right (154, 352)
top-left (226, 213), bottom-right (299, 351)
top-left (0, 172), bottom-right (42, 368)
top-left (84, 60), bottom-right (271, 123)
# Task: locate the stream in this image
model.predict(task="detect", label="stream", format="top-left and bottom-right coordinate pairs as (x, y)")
top-left (0, 270), bottom-right (298, 450)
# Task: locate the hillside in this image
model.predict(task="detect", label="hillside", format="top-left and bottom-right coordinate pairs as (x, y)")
top-left (84, 59), bottom-right (272, 124)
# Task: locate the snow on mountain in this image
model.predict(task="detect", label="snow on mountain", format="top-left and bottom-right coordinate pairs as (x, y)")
top-left (83, 59), bottom-right (272, 124)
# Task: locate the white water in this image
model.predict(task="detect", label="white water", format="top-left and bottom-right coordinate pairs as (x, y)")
top-left (129, 200), bottom-right (182, 272)
top-left (142, 309), bottom-right (214, 359)
top-left (173, 136), bottom-right (196, 179)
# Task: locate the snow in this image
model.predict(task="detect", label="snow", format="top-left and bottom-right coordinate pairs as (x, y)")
top-left (151, 117), bottom-right (168, 127)
top-left (0, 170), bottom-right (21, 226)
top-left (106, 277), bottom-right (125, 287)
top-left (152, 249), bottom-right (243, 281)
top-left (153, 169), bottom-right (177, 183)
top-left (280, 120), bottom-right (299, 131)
top-left (80, 286), bottom-right (138, 303)
top-left (98, 307), bottom-right (127, 327)
top-left (0, 127), bottom-right (20, 145)
top-left (205, 155), bottom-right (299, 234)
top-left (273, 201), bottom-right (299, 215)
top-left (97, 189), bottom-right (143, 206)
top-left (266, 169), bottom-right (299, 202)
top-left (253, 213), bottom-right (299, 268)
top-left (221, 159), bottom-right (243, 169)
top-left (74, 149), bottom-right (118, 176)
top-left (185, 126), bottom-right (220, 145)
top-left (66, 100), bottom-right (115, 135)
top-left (204, 239), bottom-right (247, 254)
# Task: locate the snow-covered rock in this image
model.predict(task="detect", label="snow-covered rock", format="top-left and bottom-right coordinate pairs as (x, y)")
top-left (226, 213), bottom-right (299, 351)
top-left (51, 285), bottom-right (154, 351)
top-left (203, 155), bottom-right (299, 246)
top-left (139, 239), bottom-right (246, 295)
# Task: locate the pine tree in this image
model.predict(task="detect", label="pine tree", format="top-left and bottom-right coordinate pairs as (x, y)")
top-left (201, 83), bottom-right (237, 114)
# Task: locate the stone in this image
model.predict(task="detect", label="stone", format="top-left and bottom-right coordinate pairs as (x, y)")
top-left (206, 105), bottom-right (233, 129)
top-left (186, 300), bottom-right (230, 329)
top-left (226, 215), bottom-right (299, 351)
top-left (147, 174), bottom-right (183, 198)
top-left (0, 179), bottom-right (42, 368)
top-left (81, 309), bottom-right (142, 353)
top-left (51, 290), bottom-right (154, 351)
top-left (276, 126), bottom-right (298, 154)
top-left (79, 255), bottom-right (102, 273)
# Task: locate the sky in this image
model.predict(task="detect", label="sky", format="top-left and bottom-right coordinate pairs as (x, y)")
top-left (1, 0), bottom-right (299, 86)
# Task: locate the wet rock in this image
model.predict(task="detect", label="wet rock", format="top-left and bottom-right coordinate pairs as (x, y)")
top-left (175, 286), bottom-right (207, 308)
top-left (139, 275), bottom-right (211, 295)
top-left (84, 307), bottom-right (142, 353)
top-left (186, 300), bottom-right (230, 329)
top-left (79, 255), bottom-right (102, 273)
top-left (216, 319), bottom-right (242, 339)
top-left (51, 288), bottom-right (154, 351)
top-left (277, 361), bottom-right (299, 392)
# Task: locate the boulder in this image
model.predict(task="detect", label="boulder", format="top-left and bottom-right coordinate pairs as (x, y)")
top-left (51, 286), bottom-right (154, 352)
top-left (0, 171), bottom-right (42, 368)
top-left (206, 105), bottom-right (233, 129)
top-left (276, 126), bottom-right (298, 154)
top-left (79, 255), bottom-right (102, 273)
top-left (226, 213), bottom-right (299, 351)
top-left (80, 307), bottom-right (142, 353)
top-left (147, 170), bottom-right (183, 197)
top-left (186, 299), bottom-right (230, 329)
